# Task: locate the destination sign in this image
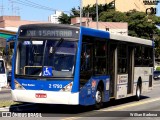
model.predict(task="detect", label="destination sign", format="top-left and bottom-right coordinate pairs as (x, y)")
top-left (19, 29), bottom-right (79, 38)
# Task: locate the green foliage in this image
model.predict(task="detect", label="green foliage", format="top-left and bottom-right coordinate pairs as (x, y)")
top-left (99, 9), bottom-right (160, 56)
top-left (82, 3), bottom-right (114, 21)
top-left (71, 7), bottom-right (80, 17)
top-left (58, 13), bottom-right (71, 24)
top-left (58, 3), bottom-right (160, 57)
top-left (99, 10), bottom-right (126, 22)
top-left (58, 3), bottom-right (113, 24)
top-left (156, 67), bottom-right (160, 71)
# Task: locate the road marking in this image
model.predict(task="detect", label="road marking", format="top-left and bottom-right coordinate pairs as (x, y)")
top-left (61, 97), bottom-right (160, 120)
top-left (100, 97), bottom-right (160, 111)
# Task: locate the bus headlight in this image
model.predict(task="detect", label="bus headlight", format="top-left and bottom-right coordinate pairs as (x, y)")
top-left (14, 80), bottom-right (25, 90)
top-left (61, 82), bottom-right (73, 92)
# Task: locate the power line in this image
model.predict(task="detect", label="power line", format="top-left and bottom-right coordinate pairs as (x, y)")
top-left (8, 0), bottom-right (56, 12)
top-left (9, 0), bottom-right (73, 14)
top-left (24, 0), bottom-right (59, 11)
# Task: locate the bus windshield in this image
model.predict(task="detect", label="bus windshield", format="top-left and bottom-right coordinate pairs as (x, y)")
top-left (0, 60), bottom-right (5, 74)
top-left (15, 39), bottom-right (77, 78)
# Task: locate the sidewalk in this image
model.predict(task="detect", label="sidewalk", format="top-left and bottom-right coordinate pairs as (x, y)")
top-left (153, 79), bottom-right (160, 86)
top-left (0, 86), bottom-right (11, 92)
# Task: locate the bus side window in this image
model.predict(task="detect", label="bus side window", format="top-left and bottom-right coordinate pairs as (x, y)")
top-left (81, 44), bottom-right (92, 71)
top-left (94, 40), bottom-right (107, 75)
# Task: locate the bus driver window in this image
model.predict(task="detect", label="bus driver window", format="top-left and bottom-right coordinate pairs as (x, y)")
top-left (81, 49), bottom-right (91, 71)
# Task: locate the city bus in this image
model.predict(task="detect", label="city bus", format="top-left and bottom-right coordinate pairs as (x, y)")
top-left (0, 57), bottom-right (7, 88)
top-left (11, 24), bottom-right (153, 109)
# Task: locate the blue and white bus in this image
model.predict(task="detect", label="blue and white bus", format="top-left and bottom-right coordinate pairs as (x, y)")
top-left (11, 24), bottom-right (153, 109)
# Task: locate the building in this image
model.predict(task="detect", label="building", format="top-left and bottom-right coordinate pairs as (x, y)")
top-left (48, 11), bottom-right (63, 24)
top-left (71, 17), bottom-right (128, 35)
top-left (82, 0), bottom-right (156, 12)
top-left (0, 16), bottom-right (50, 70)
top-left (0, 16), bottom-right (49, 47)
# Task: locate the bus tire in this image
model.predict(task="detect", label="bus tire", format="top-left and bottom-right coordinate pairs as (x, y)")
top-left (95, 86), bottom-right (103, 109)
top-left (135, 83), bottom-right (141, 101)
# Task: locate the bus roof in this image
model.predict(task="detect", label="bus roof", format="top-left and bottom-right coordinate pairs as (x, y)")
top-left (19, 23), bottom-right (79, 30)
top-left (110, 33), bottom-right (153, 46)
top-left (80, 26), bottom-right (153, 46)
top-left (18, 24), bottom-right (153, 46)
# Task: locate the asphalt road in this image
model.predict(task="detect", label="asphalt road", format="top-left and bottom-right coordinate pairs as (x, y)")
top-left (0, 89), bottom-right (11, 101)
top-left (0, 80), bottom-right (160, 120)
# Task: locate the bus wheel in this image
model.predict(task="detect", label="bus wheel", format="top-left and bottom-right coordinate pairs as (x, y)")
top-left (95, 87), bottom-right (103, 109)
top-left (136, 84), bottom-right (141, 100)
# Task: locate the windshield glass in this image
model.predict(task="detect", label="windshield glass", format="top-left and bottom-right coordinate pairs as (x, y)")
top-left (0, 60), bottom-right (5, 74)
top-left (15, 39), bottom-right (77, 78)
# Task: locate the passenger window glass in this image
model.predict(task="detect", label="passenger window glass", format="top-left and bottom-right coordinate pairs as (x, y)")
top-left (118, 44), bottom-right (127, 73)
top-left (94, 40), bottom-right (107, 75)
top-left (81, 43), bottom-right (93, 71)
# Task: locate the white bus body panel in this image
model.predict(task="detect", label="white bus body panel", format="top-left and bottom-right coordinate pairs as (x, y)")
top-left (116, 74), bottom-right (128, 99)
top-left (0, 58), bottom-right (7, 88)
top-left (115, 67), bottom-right (152, 99)
top-left (133, 67), bottom-right (153, 94)
top-left (12, 90), bottom-right (79, 105)
top-left (0, 74), bottom-right (7, 87)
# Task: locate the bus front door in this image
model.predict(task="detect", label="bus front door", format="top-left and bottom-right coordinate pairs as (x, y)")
top-left (109, 43), bottom-right (117, 98)
top-left (127, 46), bottom-right (134, 94)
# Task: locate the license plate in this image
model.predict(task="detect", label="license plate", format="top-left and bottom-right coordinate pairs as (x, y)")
top-left (35, 93), bottom-right (47, 98)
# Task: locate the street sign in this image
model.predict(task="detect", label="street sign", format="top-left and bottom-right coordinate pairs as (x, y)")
top-left (143, 0), bottom-right (160, 5)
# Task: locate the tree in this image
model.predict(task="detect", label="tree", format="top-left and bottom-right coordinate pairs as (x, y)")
top-left (58, 3), bottom-right (113, 24)
top-left (58, 13), bottom-right (71, 24)
top-left (126, 10), bottom-right (157, 39)
top-left (99, 9), bottom-right (160, 56)
top-left (58, 4), bottom-right (160, 57)
top-left (99, 10), bottom-right (126, 22)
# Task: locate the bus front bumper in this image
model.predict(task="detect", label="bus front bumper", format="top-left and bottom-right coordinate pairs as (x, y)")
top-left (11, 90), bottom-right (79, 105)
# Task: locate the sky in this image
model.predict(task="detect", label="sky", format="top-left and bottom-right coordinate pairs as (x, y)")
top-left (157, 3), bottom-right (160, 16)
top-left (0, 0), bottom-right (80, 21)
top-left (0, 0), bottom-right (160, 22)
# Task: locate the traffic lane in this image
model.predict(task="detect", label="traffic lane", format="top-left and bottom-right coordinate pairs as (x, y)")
top-left (0, 89), bottom-right (11, 94)
top-left (3, 80), bottom-right (160, 119)
top-left (1, 98), bottom-right (159, 119)
top-left (0, 90), bottom-right (12, 101)
top-left (9, 96), bottom-right (151, 116)
top-left (55, 97), bottom-right (160, 120)
top-left (142, 83), bottom-right (159, 98)
top-left (153, 79), bottom-right (160, 86)
top-left (9, 81), bottom-right (160, 116)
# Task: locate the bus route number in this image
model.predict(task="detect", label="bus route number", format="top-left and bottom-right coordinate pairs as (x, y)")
top-left (49, 84), bottom-right (63, 89)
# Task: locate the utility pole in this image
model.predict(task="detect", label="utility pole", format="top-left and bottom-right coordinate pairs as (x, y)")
top-left (80, 0), bottom-right (83, 26)
top-left (96, 0), bottom-right (98, 29)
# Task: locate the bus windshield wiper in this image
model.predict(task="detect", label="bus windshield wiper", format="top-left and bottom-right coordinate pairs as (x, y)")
top-left (51, 38), bottom-right (64, 55)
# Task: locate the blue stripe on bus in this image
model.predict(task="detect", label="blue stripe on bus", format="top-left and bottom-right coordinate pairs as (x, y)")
top-left (79, 76), bottom-right (110, 106)
top-left (11, 33), bottom-right (18, 90)
top-left (71, 27), bottom-right (110, 93)
top-left (80, 27), bottom-right (110, 39)
top-left (15, 79), bottom-right (72, 91)
top-left (71, 27), bottom-right (83, 93)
